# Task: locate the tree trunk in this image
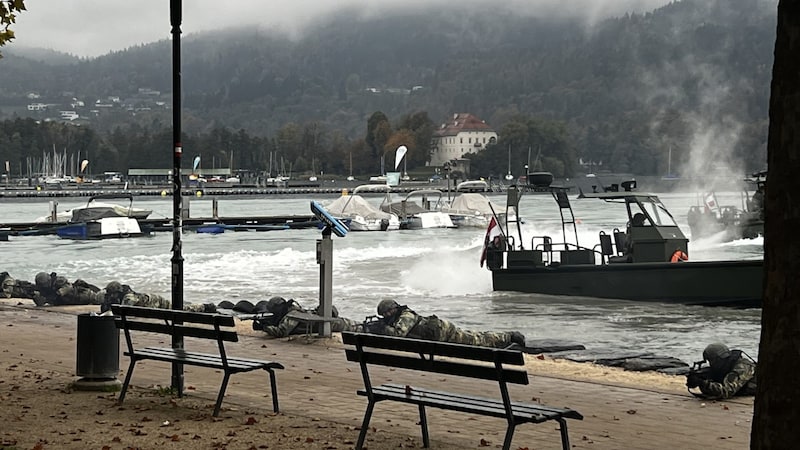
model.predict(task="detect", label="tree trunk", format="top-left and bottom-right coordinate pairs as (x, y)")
top-left (751, 1), bottom-right (800, 448)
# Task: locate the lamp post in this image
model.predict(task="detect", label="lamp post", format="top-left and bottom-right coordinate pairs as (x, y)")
top-left (169, 0), bottom-right (185, 394)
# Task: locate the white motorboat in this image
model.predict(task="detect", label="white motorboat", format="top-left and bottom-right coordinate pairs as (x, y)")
top-left (440, 192), bottom-right (509, 228)
top-left (55, 194), bottom-right (151, 240)
top-left (324, 185), bottom-right (400, 231)
top-left (380, 189), bottom-right (455, 229)
top-left (35, 194), bottom-right (153, 224)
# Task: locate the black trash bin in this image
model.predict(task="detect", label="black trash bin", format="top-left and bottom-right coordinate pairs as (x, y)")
top-left (75, 313), bottom-right (120, 380)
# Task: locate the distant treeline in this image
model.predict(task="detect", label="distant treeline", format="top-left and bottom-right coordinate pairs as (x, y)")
top-left (0, 0), bottom-right (773, 177)
top-left (0, 113), bottom-right (576, 181)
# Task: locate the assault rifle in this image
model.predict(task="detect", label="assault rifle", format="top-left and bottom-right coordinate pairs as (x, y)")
top-left (686, 360), bottom-right (711, 393)
top-left (362, 315), bottom-right (385, 334)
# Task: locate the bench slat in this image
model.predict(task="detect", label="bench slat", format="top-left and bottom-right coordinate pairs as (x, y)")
top-left (114, 319), bottom-right (239, 342)
top-left (342, 331), bottom-right (524, 365)
top-left (129, 347), bottom-right (284, 371)
top-left (371, 384), bottom-right (583, 421)
top-left (111, 304), bottom-right (235, 326)
top-left (345, 349), bottom-right (529, 385)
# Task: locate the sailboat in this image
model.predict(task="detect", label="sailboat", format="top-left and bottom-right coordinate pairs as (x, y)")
top-left (309, 157), bottom-right (318, 182)
top-left (504, 145), bottom-right (514, 181)
top-left (347, 152), bottom-right (355, 181)
top-left (661, 146), bottom-right (680, 180)
top-left (526, 145), bottom-right (554, 188)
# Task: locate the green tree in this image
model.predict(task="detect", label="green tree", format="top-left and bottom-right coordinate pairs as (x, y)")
top-left (0, 0), bottom-right (25, 57)
top-left (396, 111), bottom-right (435, 169)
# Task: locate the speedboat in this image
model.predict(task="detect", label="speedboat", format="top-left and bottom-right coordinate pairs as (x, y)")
top-left (323, 185), bottom-right (400, 231)
top-left (440, 191), bottom-right (509, 228)
top-left (55, 194), bottom-right (151, 240)
top-left (686, 172), bottom-right (765, 241)
top-left (380, 189), bottom-right (455, 229)
top-left (36, 194), bottom-right (153, 224)
top-left (490, 186), bottom-right (762, 307)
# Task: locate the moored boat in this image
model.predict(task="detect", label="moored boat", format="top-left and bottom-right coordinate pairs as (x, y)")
top-left (490, 188), bottom-right (762, 307)
top-left (380, 189), bottom-right (455, 229)
top-left (324, 185), bottom-right (400, 231)
top-left (440, 191), bottom-right (509, 228)
top-left (55, 194), bottom-right (151, 240)
top-left (36, 194), bottom-right (153, 224)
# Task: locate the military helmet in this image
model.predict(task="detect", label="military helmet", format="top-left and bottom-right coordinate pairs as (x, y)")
top-left (377, 299), bottom-right (399, 316)
top-left (703, 343), bottom-right (732, 365)
top-left (34, 272), bottom-right (51, 288)
top-left (105, 281), bottom-right (123, 293)
top-left (266, 296), bottom-right (287, 312)
top-left (331, 305), bottom-right (339, 318)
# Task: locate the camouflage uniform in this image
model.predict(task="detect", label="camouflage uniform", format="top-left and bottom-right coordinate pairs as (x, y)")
top-left (53, 278), bottom-right (103, 305)
top-left (0, 272), bottom-right (38, 300)
top-left (379, 305), bottom-right (524, 349)
top-left (101, 281), bottom-right (210, 313)
top-left (261, 300), bottom-right (305, 337)
top-left (259, 299), bottom-right (361, 337)
top-left (33, 272), bottom-right (60, 306)
top-left (696, 349), bottom-right (756, 399)
top-left (0, 272), bottom-right (16, 298)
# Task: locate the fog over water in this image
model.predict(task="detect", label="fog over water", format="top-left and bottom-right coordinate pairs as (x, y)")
top-left (11, 0), bottom-right (672, 57)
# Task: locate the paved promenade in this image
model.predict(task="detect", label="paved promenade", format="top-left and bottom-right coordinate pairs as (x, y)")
top-left (0, 302), bottom-right (754, 449)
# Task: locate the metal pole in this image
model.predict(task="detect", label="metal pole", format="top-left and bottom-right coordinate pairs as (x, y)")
top-left (169, 0), bottom-right (185, 394)
top-left (318, 229), bottom-right (333, 338)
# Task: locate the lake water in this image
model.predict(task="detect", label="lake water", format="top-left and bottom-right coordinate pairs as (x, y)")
top-left (0, 190), bottom-right (763, 364)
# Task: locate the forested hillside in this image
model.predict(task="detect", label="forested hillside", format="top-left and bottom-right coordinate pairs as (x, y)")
top-left (0, 0), bottom-right (775, 180)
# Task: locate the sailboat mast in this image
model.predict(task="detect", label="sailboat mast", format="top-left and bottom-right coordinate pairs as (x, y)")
top-left (668, 146), bottom-right (672, 176)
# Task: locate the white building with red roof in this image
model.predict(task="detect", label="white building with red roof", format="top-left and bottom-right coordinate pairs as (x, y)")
top-left (430, 113), bottom-right (497, 167)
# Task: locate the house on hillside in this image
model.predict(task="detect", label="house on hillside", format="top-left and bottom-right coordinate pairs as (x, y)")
top-left (430, 113), bottom-right (497, 167)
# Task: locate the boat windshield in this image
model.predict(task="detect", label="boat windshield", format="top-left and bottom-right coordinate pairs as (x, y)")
top-left (638, 199), bottom-right (678, 226)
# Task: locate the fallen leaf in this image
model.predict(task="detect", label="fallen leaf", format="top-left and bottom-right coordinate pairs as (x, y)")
top-left (479, 438), bottom-right (490, 446)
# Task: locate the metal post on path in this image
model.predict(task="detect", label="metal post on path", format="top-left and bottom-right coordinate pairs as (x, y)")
top-left (169, 0), bottom-right (185, 394)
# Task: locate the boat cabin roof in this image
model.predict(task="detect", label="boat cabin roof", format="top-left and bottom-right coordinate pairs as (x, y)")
top-left (580, 192), bottom-right (661, 202)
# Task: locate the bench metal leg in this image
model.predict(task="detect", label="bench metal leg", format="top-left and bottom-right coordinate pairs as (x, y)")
top-left (118, 359), bottom-right (137, 405)
top-left (355, 400), bottom-right (375, 450)
top-left (557, 418), bottom-right (570, 450)
top-left (418, 405), bottom-right (430, 448)
top-left (502, 422), bottom-right (516, 450)
top-left (213, 372), bottom-right (231, 417)
top-left (267, 368), bottom-right (280, 412)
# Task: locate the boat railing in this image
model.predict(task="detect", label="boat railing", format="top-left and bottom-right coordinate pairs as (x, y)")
top-left (506, 235), bottom-right (603, 267)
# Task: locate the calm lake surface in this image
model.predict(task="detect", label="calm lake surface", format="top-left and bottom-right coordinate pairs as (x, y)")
top-left (0, 190), bottom-right (763, 364)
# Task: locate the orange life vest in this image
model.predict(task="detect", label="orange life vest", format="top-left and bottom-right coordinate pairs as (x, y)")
top-left (670, 250), bottom-right (689, 263)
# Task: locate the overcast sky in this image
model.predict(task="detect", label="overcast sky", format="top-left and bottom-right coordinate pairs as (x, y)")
top-left (10, 0), bottom-right (671, 58)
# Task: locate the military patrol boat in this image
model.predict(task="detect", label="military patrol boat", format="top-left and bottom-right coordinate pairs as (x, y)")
top-left (491, 184), bottom-right (762, 307)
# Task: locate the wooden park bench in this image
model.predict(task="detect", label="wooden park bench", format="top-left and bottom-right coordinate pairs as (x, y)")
top-left (111, 304), bottom-right (284, 416)
top-left (342, 331), bottom-right (583, 450)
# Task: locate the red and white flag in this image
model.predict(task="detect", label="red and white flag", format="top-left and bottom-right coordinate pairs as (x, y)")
top-left (704, 192), bottom-right (719, 211)
top-left (480, 216), bottom-right (503, 267)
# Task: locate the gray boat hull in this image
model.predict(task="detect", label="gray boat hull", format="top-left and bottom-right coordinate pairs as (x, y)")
top-left (492, 259), bottom-right (762, 308)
